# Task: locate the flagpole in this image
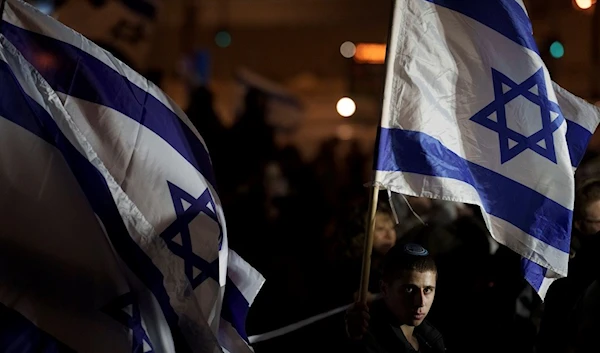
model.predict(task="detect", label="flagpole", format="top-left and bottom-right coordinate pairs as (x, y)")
top-left (358, 184), bottom-right (380, 302)
top-left (0, 0), bottom-right (7, 28)
top-left (357, 0), bottom-right (397, 303)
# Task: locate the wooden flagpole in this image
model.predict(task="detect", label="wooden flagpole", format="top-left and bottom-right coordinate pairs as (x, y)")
top-left (357, 0), bottom-right (397, 304)
top-left (357, 184), bottom-right (380, 302)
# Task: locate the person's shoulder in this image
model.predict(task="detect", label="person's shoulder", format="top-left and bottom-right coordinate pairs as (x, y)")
top-left (416, 320), bottom-right (446, 352)
top-left (577, 280), bottom-right (600, 315)
top-left (417, 320), bottom-right (443, 339)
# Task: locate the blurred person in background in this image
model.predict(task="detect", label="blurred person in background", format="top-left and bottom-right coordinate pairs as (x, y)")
top-left (185, 85), bottom-right (227, 182)
top-left (339, 198), bottom-right (399, 302)
top-left (228, 87), bottom-right (276, 190)
top-left (537, 179), bottom-right (600, 353)
top-left (570, 278), bottom-right (600, 353)
top-left (573, 178), bottom-right (600, 237)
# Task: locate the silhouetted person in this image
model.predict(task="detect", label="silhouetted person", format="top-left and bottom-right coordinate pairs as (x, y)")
top-left (186, 86), bottom-right (225, 152)
top-left (537, 180), bottom-right (600, 353)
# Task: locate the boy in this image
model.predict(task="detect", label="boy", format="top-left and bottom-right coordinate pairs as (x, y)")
top-left (346, 243), bottom-right (445, 353)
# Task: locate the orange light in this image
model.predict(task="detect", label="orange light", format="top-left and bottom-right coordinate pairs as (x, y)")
top-left (574, 0), bottom-right (596, 10)
top-left (354, 43), bottom-right (387, 64)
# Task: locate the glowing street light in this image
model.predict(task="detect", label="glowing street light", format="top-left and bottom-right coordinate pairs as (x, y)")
top-left (340, 41), bottom-right (356, 58)
top-left (354, 43), bottom-right (387, 64)
top-left (549, 41), bottom-right (565, 59)
top-left (574, 0), bottom-right (596, 10)
top-left (215, 30), bottom-right (232, 48)
top-left (336, 97), bottom-right (356, 118)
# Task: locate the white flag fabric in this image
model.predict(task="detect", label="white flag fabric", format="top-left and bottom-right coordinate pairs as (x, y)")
top-left (0, 0), bottom-right (263, 352)
top-left (552, 81), bottom-right (600, 168)
top-left (375, 0), bottom-right (600, 299)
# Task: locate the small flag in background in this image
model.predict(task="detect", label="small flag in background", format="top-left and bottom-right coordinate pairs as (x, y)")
top-left (375, 0), bottom-right (600, 299)
top-left (0, 0), bottom-right (263, 352)
top-left (53, 0), bottom-right (161, 68)
top-left (235, 68), bottom-right (305, 132)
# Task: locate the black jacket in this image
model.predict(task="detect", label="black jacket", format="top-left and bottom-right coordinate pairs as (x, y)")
top-left (352, 301), bottom-right (445, 353)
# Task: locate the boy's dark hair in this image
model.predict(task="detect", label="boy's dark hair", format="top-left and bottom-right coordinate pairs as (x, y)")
top-left (382, 243), bottom-right (437, 282)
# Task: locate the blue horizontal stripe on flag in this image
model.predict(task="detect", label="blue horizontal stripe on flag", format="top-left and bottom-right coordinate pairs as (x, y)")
top-left (424, 0), bottom-right (538, 54)
top-left (522, 257), bottom-right (548, 292)
top-left (376, 127), bottom-right (571, 253)
top-left (566, 119), bottom-right (593, 168)
top-left (0, 303), bottom-right (75, 352)
top-left (0, 59), bottom-right (193, 353)
top-left (221, 278), bottom-right (251, 342)
top-left (0, 22), bottom-right (218, 191)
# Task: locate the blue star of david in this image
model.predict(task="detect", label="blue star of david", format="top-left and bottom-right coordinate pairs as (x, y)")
top-left (160, 182), bottom-right (221, 289)
top-left (469, 67), bottom-right (565, 164)
top-left (103, 293), bottom-right (154, 353)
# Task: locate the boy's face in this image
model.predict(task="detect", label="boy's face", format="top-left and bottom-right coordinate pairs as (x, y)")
top-left (381, 269), bottom-right (436, 327)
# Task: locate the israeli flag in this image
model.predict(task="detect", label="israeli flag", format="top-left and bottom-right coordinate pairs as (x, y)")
top-left (0, 0), bottom-right (263, 352)
top-left (375, 0), bottom-right (600, 299)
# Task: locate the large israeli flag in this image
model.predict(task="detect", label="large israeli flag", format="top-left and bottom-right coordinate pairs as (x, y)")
top-left (375, 0), bottom-right (600, 298)
top-left (0, 0), bottom-right (263, 352)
